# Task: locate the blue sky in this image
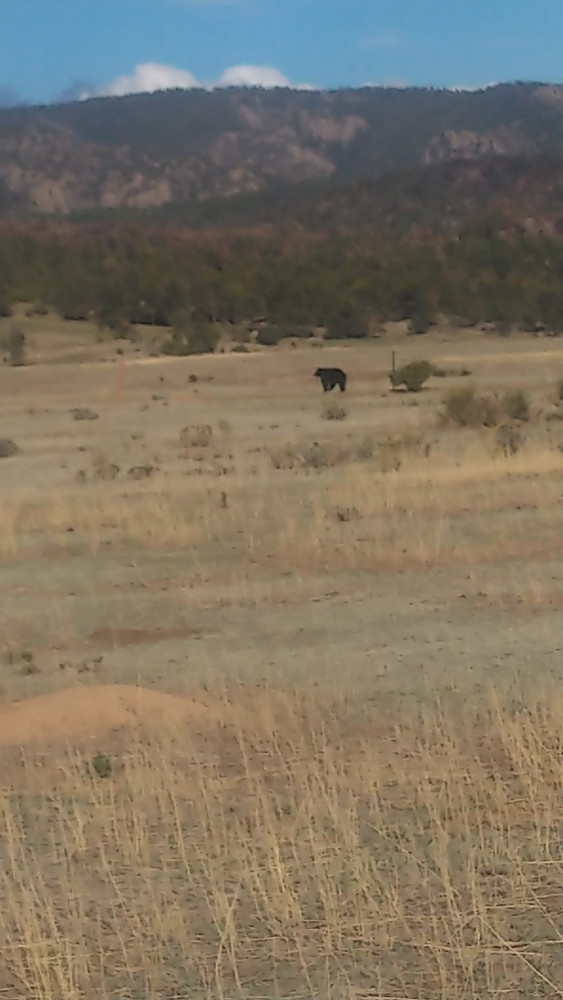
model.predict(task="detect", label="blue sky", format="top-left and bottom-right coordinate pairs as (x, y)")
top-left (2, 0), bottom-right (562, 105)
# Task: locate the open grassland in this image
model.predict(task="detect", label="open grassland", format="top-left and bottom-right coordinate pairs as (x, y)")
top-left (0, 326), bottom-right (562, 998)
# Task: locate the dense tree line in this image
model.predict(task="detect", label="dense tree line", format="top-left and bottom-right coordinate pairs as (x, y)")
top-left (1, 222), bottom-right (563, 336)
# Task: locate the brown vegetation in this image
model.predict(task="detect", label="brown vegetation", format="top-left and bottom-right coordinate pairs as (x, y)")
top-left (0, 330), bottom-right (561, 998)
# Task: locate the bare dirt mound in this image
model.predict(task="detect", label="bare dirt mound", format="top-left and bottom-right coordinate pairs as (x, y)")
top-left (0, 684), bottom-right (221, 750)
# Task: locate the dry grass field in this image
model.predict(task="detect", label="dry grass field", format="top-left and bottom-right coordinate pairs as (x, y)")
top-left (0, 316), bottom-right (562, 999)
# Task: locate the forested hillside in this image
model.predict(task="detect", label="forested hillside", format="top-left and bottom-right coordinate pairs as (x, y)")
top-left (1, 83), bottom-right (562, 340)
top-left (2, 216), bottom-right (563, 337)
top-left (69, 153), bottom-right (563, 241)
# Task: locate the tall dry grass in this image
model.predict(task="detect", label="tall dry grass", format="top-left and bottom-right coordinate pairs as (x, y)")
top-left (0, 685), bottom-right (561, 999)
top-left (2, 440), bottom-right (560, 570)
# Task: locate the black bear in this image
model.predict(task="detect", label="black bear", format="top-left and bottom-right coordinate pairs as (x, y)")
top-left (313, 367), bottom-right (347, 392)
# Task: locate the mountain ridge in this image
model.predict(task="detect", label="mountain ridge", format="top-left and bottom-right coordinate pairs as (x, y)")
top-left (1, 82), bottom-right (563, 216)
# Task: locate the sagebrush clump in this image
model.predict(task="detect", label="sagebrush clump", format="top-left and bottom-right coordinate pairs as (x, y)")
top-left (179, 424), bottom-right (213, 449)
top-left (496, 423), bottom-right (525, 456)
top-left (0, 438), bottom-right (18, 458)
top-left (91, 451), bottom-right (120, 480)
top-left (162, 322), bottom-right (219, 356)
top-left (322, 404), bottom-right (348, 421)
top-left (502, 389), bottom-right (530, 422)
top-left (256, 325), bottom-right (282, 347)
top-left (390, 359), bottom-right (434, 392)
top-left (443, 385), bottom-right (531, 428)
top-left (442, 386), bottom-right (500, 427)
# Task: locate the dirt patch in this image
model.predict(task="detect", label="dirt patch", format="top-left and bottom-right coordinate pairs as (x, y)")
top-left (87, 625), bottom-right (204, 647)
top-left (0, 684), bottom-right (219, 750)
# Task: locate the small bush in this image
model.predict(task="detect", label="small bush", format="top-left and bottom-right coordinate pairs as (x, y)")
top-left (267, 443), bottom-right (302, 470)
top-left (408, 312), bottom-right (432, 335)
top-left (301, 442), bottom-right (344, 468)
top-left (390, 359), bottom-right (434, 393)
top-left (218, 419), bottom-right (232, 434)
top-left (502, 390), bottom-right (530, 422)
top-left (322, 404), bottom-right (348, 421)
top-left (4, 325), bottom-right (26, 366)
top-left (0, 438), bottom-right (18, 458)
top-left (355, 435), bottom-right (376, 460)
top-left (187, 324), bottom-right (220, 355)
top-left (442, 386), bottom-right (501, 427)
top-left (325, 308), bottom-right (367, 340)
top-left (256, 325), bottom-right (282, 347)
top-left (335, 505), bottom-right (361, 522)
top-left (91, 451), bottom-right (120, 480)
top-left (556, 377), bottom-right (563, 402)
top-left (377, 433), bottom-right (430, 473)
top-left (91, 752), bottom-right (112, 779)
top-left (3, 646), bottom-right (35, 667)
top-left (267, 435), bottom-right (377, 471)
top-left (179, 424), bottom-right (213, 449)
top-left (62, 306), bottom-right (90, 322)
top-left (162, 323), bottom-right (219, 356)
top-left (71, 408), bottom-right (99, 421)
top-left (20, 652), bottom-right (40, 676)
top-left (127, 465), bottom-right (154, 480)
top-left (432, 366), bottom-right (473, 378)
top-left (26, 302), bottom-right (48, 317)
top-left (496, 423), bottom-right (525, 456)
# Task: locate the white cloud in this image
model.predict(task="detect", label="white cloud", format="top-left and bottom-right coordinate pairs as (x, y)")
top-left (214, 64), bottom-right (291, 88)
top-left (80, 61), bottom-right (314, 100)
top-left (83, 63), bottom-right (198, 99)
top-left (447, 82), bottom-right (498, 93)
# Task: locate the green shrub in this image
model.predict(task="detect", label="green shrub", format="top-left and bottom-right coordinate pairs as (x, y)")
top-left (291, 325), bottom-right (315, 339)
top-left (442, 386), bottom-right (500, 427)
top-left (325, 319), bottom-right (366, 340)
top-left (0, 438), bottom-right (19, 458)
top-left (91, 752), bottom-right (112, 779)
top-left (256, 324), bottom-right (282, 346)
top-left (390, 360), bottom-right (434, 393)
top-left (502, 390), bottom-right (530, 422)
top-left (96, 309), bottom-right (134, 339)
top-left (162, 322), bottom-right (219, 356)
top-left (408, 312), bottom-right (432, 335)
